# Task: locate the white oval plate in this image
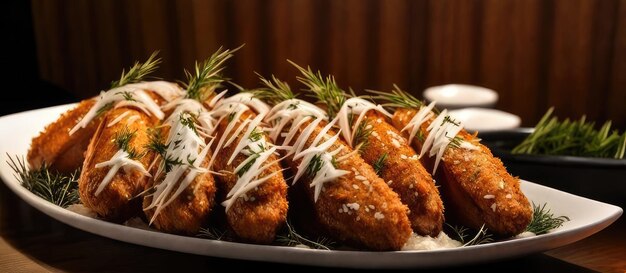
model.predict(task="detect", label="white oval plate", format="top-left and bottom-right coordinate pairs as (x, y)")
top-left (449, 107), bottom-right (521, 133)
top-left (0, 104), bottom-right (622, 269)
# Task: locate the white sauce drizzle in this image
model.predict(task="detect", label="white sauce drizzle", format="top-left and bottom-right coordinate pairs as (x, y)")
top-left (69, 81), bottom-right (183, 135)
top-left (209, 94), bottom-right (281, 211)
top-left (94, 149), bottom-right (151, 196)
top-left (265, 99), bottom-right (349, 201)
top-left (107, 111), bottom-right (132, 127)
top-left (335, 97), bottom-right (392, 147)
top-left (401, 101), bottom-right (478, 174)
top-left (144, 99), bottom-right (212, 224)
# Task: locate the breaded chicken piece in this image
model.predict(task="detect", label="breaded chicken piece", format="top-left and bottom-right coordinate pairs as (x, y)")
top-left (392, 108), bottom-right (532, 237)
top-left (212, 110), bottom-right (288, 243)
top-left (282, 121), bottom-right (412, 250)
top-left (359, 111), bottom-right (444, 237)
top-left (142, 149), bottom-right (217, 235)
top-left (294, 63), bottom-right (444, 237)
top-left (79, 107), bottom-right (157, 221)
top-left (28, 99), bottom-right (98, 174)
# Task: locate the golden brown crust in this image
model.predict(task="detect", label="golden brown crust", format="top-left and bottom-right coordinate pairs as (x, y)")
top-left (392, 108), bottom-right (532, 237)
top-left (359, 112), bottom-right (444, 237)
top-left (79, 107), bottom-right (157, 221)
top-left (212, 110), bottom-right (288, 244)
top-left (282, 121), bottom-right (412, 251)
top-left (28, 99), bottom-right (99, 174)
top-left (143, 156), bottom-right (217, 235)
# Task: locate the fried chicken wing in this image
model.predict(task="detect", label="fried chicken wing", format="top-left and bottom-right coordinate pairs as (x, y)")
top-left (358, 111), bottom-right (444, 236)
top-left (210, 106), bottom-right (288, 243)
top-left (79, 107), bottom-right (157, 221)
top-left (392, 106), bottom-right (532, 237)
top-left (28, 99), bottom-right (98, 174)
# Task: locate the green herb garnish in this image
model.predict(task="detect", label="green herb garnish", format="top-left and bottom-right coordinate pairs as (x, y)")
top-left (275, 220), bottom-right (335, 250)
top-left (512, 107), bottom-right (626, 159)
top-left (114, 128), bottom-right (140, 159)
top-left (367, 84), bottom-right (424, 109)
top-left (255, 74), bottom-right (297, 105)
top-left (526, 202), bottom-right (570, 235)
top-left (372, 152), bottom-right (388, 175)
top-left (353, 119), bottom-right (373, 152)
top-left (446, 223), bottom-right (494, 246)
top-left (110, 51), bottom-right (161, 88)
top-left (184, 46), bottom-right (242, 101)
top-left (288, 60), bottom-right (346, 118)
top-left (305, 154), bottom-right (324, 179)
top-left (7, 154), bottom-right (80, 208)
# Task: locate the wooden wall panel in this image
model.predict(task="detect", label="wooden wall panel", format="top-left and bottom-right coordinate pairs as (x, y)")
top-left (30, 0), bottom-right (626, 129)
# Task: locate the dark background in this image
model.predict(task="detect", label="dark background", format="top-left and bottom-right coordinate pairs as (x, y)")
top-left (3, 0), bottom-right (626, 130)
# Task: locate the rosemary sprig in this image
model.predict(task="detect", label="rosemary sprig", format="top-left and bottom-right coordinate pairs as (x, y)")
top-left (184, 45), bottom-right (242, 101)
top-left (255, 74), bottom-right (296, 105)
top-left (110, 51), bottom-right (161, 88)
top-left (7, 154), bottom-right (80, 208)
top-left (353, 119), bottom-right (373, 152)
top-left (275, 220), bottom-right (335, 250)
top-left (526, 202), bottom-right (570, 235)
top-left (288, 60), bottom-right (346, 118)
top-left (367, 84), bottom-right (424, 109)
top-left (446, 223), bottom-right (494, 246)
top-left (512, 107), bottom-right (626, 159)
top-left (372, 152), bottom-right (388, 175)
top-left (114, 128), bottom-right (141, 160)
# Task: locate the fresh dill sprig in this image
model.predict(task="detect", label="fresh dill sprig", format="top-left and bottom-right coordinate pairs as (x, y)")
top-left (275, 220), bottom-right (335, 250)
top-left (512, 107), bottom-right (626, 159)
top-left (110, 51), bottom-right (161, 88)
top-left (446, 223), bottom-right (494, 246)
top-left (367, 84), bottom-right (424, 109)
top-left (305, 154), bottom-right (324, 179)
top-left (146, 127), bottom-right (167, 157)
top-left (197, 226), bottom-right (229, 241)
top-left (184, 45), bottom-right (242, 101)
top-left (353, 119), bottom-right (373, 152)
top-left (526, 202), bottom-right (570, 235)
top-left (236, 154), bottom-right (260, 177)
top-left (288, 60), bottom-right (346, 118)
top-left (7, 154), bottom-right (80, 208)
top-left (255, 74), bottom-right (297, 105)
top-left (114, 128), bottom-right (141, 160)
top-left (372, 152), bottom-right (388, 175)
top-left (180, 113), bottom-right (199, 136)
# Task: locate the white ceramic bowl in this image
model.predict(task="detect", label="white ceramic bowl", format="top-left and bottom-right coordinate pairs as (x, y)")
top-left (448, 107), bottom-right (521, 132)
top-left (423, 84), bottom-right (498, 110)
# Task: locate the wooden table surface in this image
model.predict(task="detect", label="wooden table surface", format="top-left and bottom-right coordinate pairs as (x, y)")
top-left (0, 180), bottom-right (624, 273)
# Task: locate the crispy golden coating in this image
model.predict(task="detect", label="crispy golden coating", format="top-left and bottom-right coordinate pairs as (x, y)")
top-left (212, 110), bottom-right (288, 244)
top-left (359, 112), bottom-right (444, 237)
top-left (79, 107), bottom-right (157, 221)
top-left (28, 99), bottom-right (99, 174)
top-left (143, 153), bottom-right (217, 235)
top-left (282, 121), bottom-right (412, 251)
top-left (392, 108), bottom-right (532, 237)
